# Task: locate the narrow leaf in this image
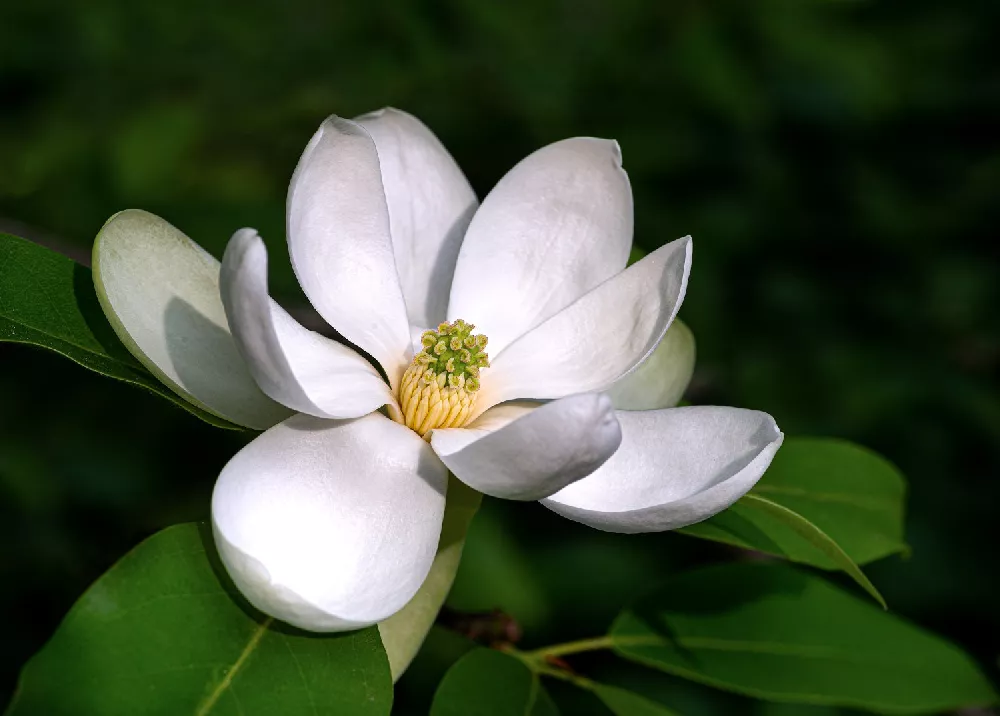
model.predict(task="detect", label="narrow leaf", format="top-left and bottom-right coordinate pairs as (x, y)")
top-left (0, 233), bottom-right (242, 429)
top-left (611, 562), bottom-right (996, 713)
top-left (680, 438), bottom-right (907, 568)
top-left (5, 523), bottom-right (392, 716)
top-left (739, 494), bottom-right (885, 607)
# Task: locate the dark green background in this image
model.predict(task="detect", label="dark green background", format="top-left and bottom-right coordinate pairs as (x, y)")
top-left (1, 1), bottom-right (997, 713)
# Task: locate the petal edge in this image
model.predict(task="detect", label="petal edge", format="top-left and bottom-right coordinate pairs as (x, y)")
top-left (221, 229), bottom-right (394, 419)
top-left (93, 209), bottom-right (291, 430)
top-left (212, 412), bottom-right (448, 631)
top-left (542, 406), bottom-right (783, 533)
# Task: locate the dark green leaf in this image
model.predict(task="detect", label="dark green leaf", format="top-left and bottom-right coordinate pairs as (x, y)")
top-left (394, 626), bottom-right (477, 716)
top-left (592, 684), bottom-right (680, 715)
top-left (611, 562), bottom-right (996, 713)
top-left (430, 648), bottom-right (558, 716)
top-left (5, 523), bottom-right (392, 716)
top-left (680, 438), bottom-right (907, 567)
top-left (0, 233), bottom-right (242, 430)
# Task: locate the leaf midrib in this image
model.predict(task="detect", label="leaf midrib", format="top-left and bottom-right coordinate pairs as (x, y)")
top-left (616, 633), bottom-right (965, 672)
top-left (754, 484), bottom-right (900, 511)
top-left (194, 617), bottom-right (274, 715)
top-left (0, 313), bottom-right (139, 372)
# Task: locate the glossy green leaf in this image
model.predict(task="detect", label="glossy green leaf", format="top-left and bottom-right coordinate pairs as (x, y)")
top-left (611, 562), bottom-right (996, 713)
top-left (592, 684), bottom-right (680, 715)
top-left (0, 233), bottom-right (242, 430)
top-left (739, 494), bottom-right (884, 607)
top-left (680, 438), bottom-right (907, 567)
top-left (5, 523), bottom-right (392, 716)
top-left (430, 648), bottom-right (558, 716)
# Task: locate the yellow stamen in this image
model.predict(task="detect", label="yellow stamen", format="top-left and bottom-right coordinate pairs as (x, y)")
top-left (393, 318), bottom-right (489, 438)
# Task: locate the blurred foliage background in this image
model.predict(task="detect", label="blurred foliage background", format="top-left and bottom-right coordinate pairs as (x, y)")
top-left (1, 0), bottom-right (997, 713)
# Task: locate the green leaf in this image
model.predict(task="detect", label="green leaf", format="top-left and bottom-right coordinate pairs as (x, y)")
top-left (610, 562), bottom-right (997, 713)
top-left (5, 523), bottom-right (392, 716)
top-left (592, 684), bottom-right (680, 715)
top-left (680, 438), bottom-right (907, 568)
top-left (430, 648), bottom-right (558, 716)
top-left (395, 627), bottom-right (477, 715)
top-left (0, 233), bottom-right (242, 430)
top-left (739, 494), bottom-right (885, 607)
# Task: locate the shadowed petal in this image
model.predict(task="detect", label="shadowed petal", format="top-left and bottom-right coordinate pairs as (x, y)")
top-left (93, 209), bottom-right (291, 429)
top-left (448, 137), bottom-right (633, 355)
top-left (221, 229), bottom-right (394, 419)
top-left (356, 108), bottom-right (477, 329)
top-left (479, 236), bottom-right (691, 413)
top-left (431, 394), bottom-right (622, 501)
top-left (287, 116), bottom-right (412, 389)
top-left (606, 318), bottom-right (696, 410)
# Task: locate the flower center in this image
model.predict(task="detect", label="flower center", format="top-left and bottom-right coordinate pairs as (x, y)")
top-left (396, 319), bottom-right (490, 438)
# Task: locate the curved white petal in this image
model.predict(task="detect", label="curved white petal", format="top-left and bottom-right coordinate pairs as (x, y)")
top-left (606, 318), bottom-right (696, 410)
top-left (212, 412), bottom-right (448, 631)
top-left (542, 406), bottom-right (783, 533)
top-left (93, 209), bottom-right (291, 430)
top-left (479, 236), bottom-right (692, 412)
top-left (356, 108), bottom-right (477, 329)
top-left (287, 116), bottom-right (412, 389)
top-left (448, 137), bottom-right (633, 355)
top-left (431, 394), bottom-right (622, 501)
top-left (220, 229), bottom-right (395, 419)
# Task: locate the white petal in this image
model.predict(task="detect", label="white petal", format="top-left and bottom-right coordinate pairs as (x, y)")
top-left (93, 209), bottom-right (291, 430)
top-left (606, 318), bottom-right (696, 410)
top-left (287, 116), bottom-right (412, 389)
top-left (542, 406), bottom-right (783, 533)
top-left (431, 394), bottom-right (622, 501)
top-left (220, 229), bottom-right (395, 419)
top-left (447, 137), bottom-right (633, 355)
top-left (212, 412), bottom-right (448, 631)
top-left (356, 108), bottom-right (478, 329)
top-left (378, 477), bottom-right (481, 680)
top-left (479, 236), bottom-right (692, 411)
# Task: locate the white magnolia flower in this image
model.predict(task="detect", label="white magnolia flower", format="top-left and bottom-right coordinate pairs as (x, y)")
top-left (93, 108), bottom-right (782, 664)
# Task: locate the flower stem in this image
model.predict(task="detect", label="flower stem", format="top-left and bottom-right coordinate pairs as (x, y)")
top-left (522, 635), bottom-right (617, 660)
top-left (534, 664), bottom-right (598, 691)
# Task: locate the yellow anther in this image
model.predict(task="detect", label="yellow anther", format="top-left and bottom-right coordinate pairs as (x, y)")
top-left (393, 318), bottom-right (489, 438)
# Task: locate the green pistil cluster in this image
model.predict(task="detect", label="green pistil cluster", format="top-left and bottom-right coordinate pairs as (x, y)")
top-left (416, 319), bottom-right (490, 392)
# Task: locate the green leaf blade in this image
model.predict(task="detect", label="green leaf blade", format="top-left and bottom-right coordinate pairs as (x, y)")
top-left (739, 494), bottom-right (885, 608)
top-left (5, 524), bottom-right (393, 716)
top-left (0, 233), bottom-right (242, 430)
top-left (680, 438), bottom-right (907, 569)
top-left (610, 562), bottom-right (996, 713)
top-left (430, 648), bottom-right (558, 716)
top-left (592, 684), bottom-right (680, 715)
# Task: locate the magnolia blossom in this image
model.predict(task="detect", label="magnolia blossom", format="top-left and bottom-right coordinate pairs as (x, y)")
top-left (93, 109), bottom-right (782, 649)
